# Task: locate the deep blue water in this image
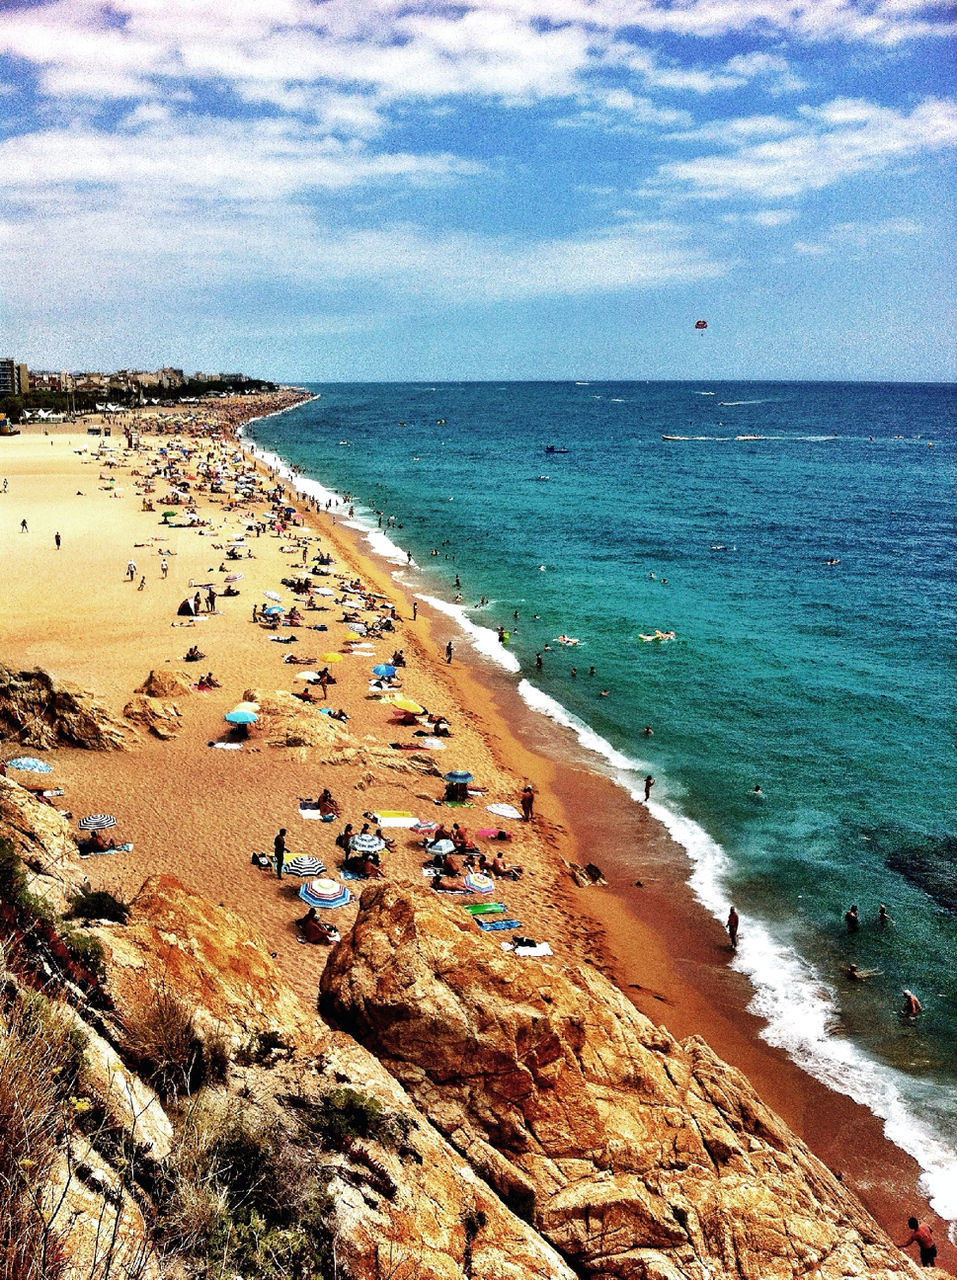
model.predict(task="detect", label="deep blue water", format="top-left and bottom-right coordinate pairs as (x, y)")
top-left (246, 380), bottom-right (957, 1221)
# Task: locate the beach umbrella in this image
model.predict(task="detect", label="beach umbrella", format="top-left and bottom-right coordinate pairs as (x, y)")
top-left (293, 671), bottom-right (322, 682)
top-left (372, 664), bottom-right (396, 678)
top-left (320, 653), bottom-right (344, 663)
top-left (283, 855), bottom-right (327, 878)
top-left (263, 605), bottom-right (284, 616)
top-left (6, 757), bottom-right (53, 773)
top-left (350, 832), bottom-right (385, 856)
top-left (299, 878), bottom-right (351, 909)
top-left (427, 838), bottom-right (455, 855)
top-left (263, 590), bottom-right (282, 602)
top-left (225, 708), bottom-right (258, 725)
top-left (417, 737), bottom-right (446, 750)
top-left (225, 573), bottom-right (243, 582)
top-left (233, 701), bottom-right (260, 713)
top-left (487, 803), bottom-right (522, 820)
top-left (78, 814), bottom-right (117, 831)
top-left (392, 697), bottom-right (425, 715)
top-left (444, 771), bottom-right (473, 785)
top-left (464, 872), bottom-right (495, 895)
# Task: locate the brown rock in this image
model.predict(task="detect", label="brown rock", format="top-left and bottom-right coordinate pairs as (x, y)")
top-left (122, 693), bottom-right (181, 738)
top-left (0, 664), bottom-right (130, 750)
top-left (135, 669), bottom-right (193, 699)
top-left (320, 884), bottom-right (921, 1280)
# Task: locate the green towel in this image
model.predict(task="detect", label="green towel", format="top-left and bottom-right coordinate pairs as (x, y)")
top-left (463, 902), bottom-right (507, 915)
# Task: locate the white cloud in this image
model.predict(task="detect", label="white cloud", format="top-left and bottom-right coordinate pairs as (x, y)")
top-left (657, 97), bottom-right (957, 200)
top-left (0, 119), bottom-right (480, 196)
top-left (793, 215), bottom-right (923, 253)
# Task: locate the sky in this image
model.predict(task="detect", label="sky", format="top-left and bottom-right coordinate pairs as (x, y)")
top-left (1, 0), bottom-right (955, 382)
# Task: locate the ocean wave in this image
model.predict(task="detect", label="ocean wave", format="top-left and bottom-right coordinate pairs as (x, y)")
top-left (517, 679), bottom-right (647, 773)
top-left (420, 595), bottom-right (521, 672)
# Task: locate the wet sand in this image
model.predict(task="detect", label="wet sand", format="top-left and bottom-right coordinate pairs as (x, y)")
top-left (0, 397), bottom-right (950, 1274)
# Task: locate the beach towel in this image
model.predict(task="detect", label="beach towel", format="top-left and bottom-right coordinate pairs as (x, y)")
top-left (476, 918), bottom-right (521, 931)
top-left (463, 903), bottom-right (507, 915)
top-left (373, 812), bottom-right (419, 828)
top-left (502, 940), bottom-right (553, 958)
top-left (210, 742), bottom-right (242, 750)
top-left (476, 827), bottom-right (512, 840)
top-left (339, 868), bottom-right (363, 881)
top-left (81, 842), bottom-right (133, 858)
top-left (298, 807), bottom-right (326, 820)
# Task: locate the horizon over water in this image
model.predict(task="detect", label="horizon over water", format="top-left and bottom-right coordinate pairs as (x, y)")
top-left (245, 380), bottom-right (957, 1228)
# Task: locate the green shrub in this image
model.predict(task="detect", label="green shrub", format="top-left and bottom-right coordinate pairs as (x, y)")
top-left (156, 1096), bottom-right (337, 1279)
top-left (60, 929), bottom-right (106, 977)
top-left (66, 888), bottom-right (129, 925)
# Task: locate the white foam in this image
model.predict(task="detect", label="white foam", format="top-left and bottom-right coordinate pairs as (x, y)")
top-left (633, 805), bottom-right (957, 1230)
top-left (517, 679), bottom-right (643, 773)
top-left (420, 595), bottom-right (521, 672)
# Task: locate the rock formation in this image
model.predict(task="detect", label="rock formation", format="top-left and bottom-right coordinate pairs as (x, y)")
top-left (320, 883), bottom-right (925, 1279)
top-left (0, 663), bottom-right (130, 749)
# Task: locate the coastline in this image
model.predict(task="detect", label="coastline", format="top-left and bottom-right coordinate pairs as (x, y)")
top-left (0, 393), bottom-right (951, 1274)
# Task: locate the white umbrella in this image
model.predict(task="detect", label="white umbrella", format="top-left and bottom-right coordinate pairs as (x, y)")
top-left (293, 671), bottom-right (322, 681)
top-left (263, 590), bottom-right (282, 602)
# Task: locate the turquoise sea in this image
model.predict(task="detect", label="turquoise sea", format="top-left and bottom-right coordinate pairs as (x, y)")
top-left (245, 381), bottom-right (956, 1225)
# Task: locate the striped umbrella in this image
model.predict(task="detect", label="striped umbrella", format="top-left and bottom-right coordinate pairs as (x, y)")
top-left (464, 872), bottom-right (495, 894)
top-left (6, 757), bottom-right (53, 773)
top-left (299, 878), bottom-right (351, 909)
top-left (283, 855), bottom-right (327, 878)
top-left (78, 814), bottom-right (117, 831)
top-left (350, 833), bottom-right (385, 856)
top-left (427, 838), bottom-right (455, 856)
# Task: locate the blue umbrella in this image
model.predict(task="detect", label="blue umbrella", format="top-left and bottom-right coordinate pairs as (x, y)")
top-left (372, 664), bottom-right (396, 678)
top-left (6, 757), bottom-right (53, 773)
top-left (444, 771), bottom-right (474, 784)
top-left (263, 605), bottom-right (284, 616)
top-left (225, 709), bottom-right (258, 725)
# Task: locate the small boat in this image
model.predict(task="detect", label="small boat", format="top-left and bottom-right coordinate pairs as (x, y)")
top-left (545, 445), bottom-right (569, 454)
top-left (736, 435), bottom-right (767, 441)
top-left (661, 435), bottom-right (690, 441)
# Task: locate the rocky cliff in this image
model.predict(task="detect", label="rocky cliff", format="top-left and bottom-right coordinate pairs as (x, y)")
top-left (320, 883), bottom-right (930, 1280)
top-left (0, 788), bottom-right (939, 1280)
top-left (0, 664), bottom-right (131, 749)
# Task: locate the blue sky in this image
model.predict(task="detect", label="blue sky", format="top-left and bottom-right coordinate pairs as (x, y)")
top-left (1, 0), bottom-right (954, 381)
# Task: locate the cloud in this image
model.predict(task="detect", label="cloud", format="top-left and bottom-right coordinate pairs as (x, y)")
top-left (0, 119), bottom-right (481, 196)
top-left (657, 97), bottom-right (957, 199)
top-left (793, 215), bottom-right (923, 253)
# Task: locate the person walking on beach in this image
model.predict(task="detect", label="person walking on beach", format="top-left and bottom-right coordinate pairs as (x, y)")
top-left (520, 784), bottom-right (534, 821)
top-left (898, 1217), bottom-right (937, 1268)
top-left (161, 557), bottom-right (168, 578)
top-left (138, 576), bottom-right (145, 591)
top-left (20, 518), bottom-right (28, 532)
top-left (206, 586), bottom-right (216, 612)
top-left (445, 640), bottom-right (453, 664)
top-left (726, 906), bottom-right (739, 949)
top-left (412, 601), bottom-right (418, 621)
top-left (54, 531), bottom-right (61, 550)
top-left (126, 559), bottom-right (136, 581)
top-left (274, 828), bottom-right (288, 880)
top-left (643, 774), bottom-right (655, 802)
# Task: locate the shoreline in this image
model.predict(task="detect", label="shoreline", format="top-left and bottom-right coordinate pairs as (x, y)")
top-left (0, 393), bottom-right (951, 1273)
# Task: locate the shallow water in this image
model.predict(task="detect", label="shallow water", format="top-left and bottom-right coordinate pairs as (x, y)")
top-left (246, 380), bottom-right (957, 1222)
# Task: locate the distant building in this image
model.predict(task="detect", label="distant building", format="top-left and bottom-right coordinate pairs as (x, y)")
top-left (0, 359), bottom-right (28, 394)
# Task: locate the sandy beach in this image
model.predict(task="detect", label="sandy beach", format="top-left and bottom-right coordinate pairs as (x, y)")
top-left (0, 394), bottom-right (951, 1275)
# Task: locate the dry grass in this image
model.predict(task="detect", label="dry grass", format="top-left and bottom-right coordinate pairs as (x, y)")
top-left (0, 980), bottom-right (84, 1280)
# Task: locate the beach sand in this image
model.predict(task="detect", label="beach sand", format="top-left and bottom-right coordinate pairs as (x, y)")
top-left (0, 397), bottom-right (950, 1274)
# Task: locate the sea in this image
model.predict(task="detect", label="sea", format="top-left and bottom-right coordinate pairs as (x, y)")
top-left (244, 380), bottom-right (957, 1226)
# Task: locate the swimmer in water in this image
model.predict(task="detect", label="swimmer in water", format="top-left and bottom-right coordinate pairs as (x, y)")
top-left (902, 989), bottom-right (922, 1019)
